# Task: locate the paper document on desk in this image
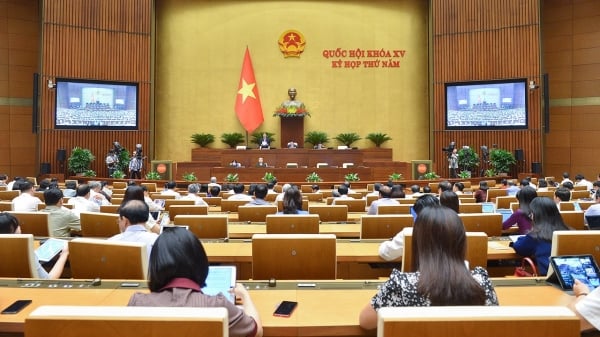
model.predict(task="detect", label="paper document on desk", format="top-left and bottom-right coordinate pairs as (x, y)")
top-left (509, 235), bottom-right (525, 242)
top-left (488, 241), bottom-right (513, 250)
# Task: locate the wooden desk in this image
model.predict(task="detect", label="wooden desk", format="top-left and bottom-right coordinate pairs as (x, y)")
top-left (228, 223), bottom-right (362, 239)
top-left (0, 278), bottom-right (572, 337)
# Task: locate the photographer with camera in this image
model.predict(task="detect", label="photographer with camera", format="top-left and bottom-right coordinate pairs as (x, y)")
top-left (105, 149), bottom-right (119, 177)
top-left (128, 144), bottom-right (144, 179)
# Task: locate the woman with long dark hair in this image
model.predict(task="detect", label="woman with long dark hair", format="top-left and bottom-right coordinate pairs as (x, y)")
top-left (502, 186), bottom-right (537, 234)
top-left (512, 196), bottom-right (572, 275)
top-left (360, 206), bottom-right (498, 329)
top-left (279, 186), bottom-right (308, 214)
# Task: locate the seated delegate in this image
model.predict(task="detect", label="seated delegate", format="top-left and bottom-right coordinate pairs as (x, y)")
top-left (128, 227), bottom-right (262, 337)
top-left (359, 205), bottom-right (498, 330)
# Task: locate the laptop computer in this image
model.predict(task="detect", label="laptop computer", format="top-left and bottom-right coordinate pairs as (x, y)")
top-left (481, 202), bottom-right (495, 213)
top-left (202, 266), bottom-right (237, 303)
top-left (548, 254), bottom-right (600, 293)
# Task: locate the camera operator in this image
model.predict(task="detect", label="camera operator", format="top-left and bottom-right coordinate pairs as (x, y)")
top-left (105, 149), bottom-right (119, 177)
top-left (448, 148), bottom-right (458, 178)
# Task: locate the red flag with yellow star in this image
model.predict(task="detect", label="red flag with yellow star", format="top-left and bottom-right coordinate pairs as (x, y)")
top-left (235, 47), bottom-right (264, 133)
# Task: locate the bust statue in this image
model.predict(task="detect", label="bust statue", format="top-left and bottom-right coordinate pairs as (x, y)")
top-left (274, 87), bottom-right (310, 116)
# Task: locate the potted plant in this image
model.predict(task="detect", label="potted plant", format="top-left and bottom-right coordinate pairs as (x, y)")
top-left (344, 173), bottom-right (360, 182)
top-left (83, 169), bottom-right (97, 177)
top-left (365, 132), bottom-right (392, 147)
top-left (304, 131), bottom-right (329, 148)
top-left (67, 147), bottom-right (95, 175)
top-left (262, 172), bottom-right (277, 183)
top-left (457, 146), bottom-right (479, 174)
top-left (389, 172), bottom-right (403, 182)
top-left (225, 173), bottom-right (239, 182)
top-left (458, 170), bottom-right (471, 179)
top-left (182, 172), bottom-right (197, 182)
top-left (191, 133), bottom-right (215, 148)
top-left (250, 131), bottom-right (276, 147)
top-left (111, 169), bottom-right (126, 179)
top-left (116, 149), bottom-right (131, 173)
top-left (305, 172), bottom-right (322, 182)
top-left (484, 168), bottom-right (496, 177)
top-left (145, 171), bottom-right (161, 180)
top-left (220, 132), bottom-right (245, 148)
top-left (490, 148), bottom-right (516, 175)
top-left (334, 132), bottom-right (361, 148)
top-left (423, 172), bottom-right (440, 180)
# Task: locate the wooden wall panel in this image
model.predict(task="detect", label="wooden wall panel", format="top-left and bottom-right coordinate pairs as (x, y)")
top-left (431, 0), bottom-right (543, 177)
top-left (39, 0), bottom-right (152, 178)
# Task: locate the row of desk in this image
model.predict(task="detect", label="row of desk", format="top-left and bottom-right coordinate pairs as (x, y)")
top-left (0, 278), bottom-right (572, 337)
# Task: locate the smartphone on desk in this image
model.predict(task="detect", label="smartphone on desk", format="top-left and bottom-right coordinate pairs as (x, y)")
top-left (1, 300), bottom-right (32, 314)
top-left (273, 301), bottom-right (298, 317)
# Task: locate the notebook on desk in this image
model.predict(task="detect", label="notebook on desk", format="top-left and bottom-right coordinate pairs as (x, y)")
top-left (202, 266), bottom-right (237, 303)
top-left (548, 254), bottom-right (600, 294)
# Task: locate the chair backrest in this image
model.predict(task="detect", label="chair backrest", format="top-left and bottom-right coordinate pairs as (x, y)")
top-left (202, 197), bottom-right (222, 206)
top-left (68, 238), bottom-right (148, 279)
top-left (303, 192), bottom-right (323, 202)
top-left (559, 211), bottom-right (585, 230)
top-left (308, 205), bottom-right (348, 222)
top-left (25, 306), bottom-right (228, 337)
top-left (0, 234), bottom-right (38, 278)
top-left (221, 199), bottom-right (251, 212)
top-left (237, 205), bottom-right (278, 222)
top-left (537, 190), bottom-right (555, 199)
top-left (585, 215), bottom-right (600, 230)
top-left (173, 215), bottom-right (228, 239)
top-left (578, 201), bottom-right (595, 210)
top-left (485, 188), bottom-right (507, 202)
top-left (252, 233), bottom-right (336, 279)
top-left (360, 214), bottom-right (414, 239)
top-left (377, 204), bottom-right (412, 215)
top-left (0, 201), bottom-right (13, 211)
top-left (366, 195), bottom-right (379, 206)
top-left (110, 197), bottom-right (123, 205)
top-left (276, 199), bottom-right (309, 211)
top-left (140, 182), bottom-right (157, 192)
top-left (150, 193), bottom-right (176, 200)
top-left (300, 184), bottom-right (313, 193)
top-left (495, 195), bottom-right (517, 210)
top-left (169, 205), bottom-right (209, 219)
top-left (402, 229), bottom-right (487, 272)
top-left (458, 213), bottom-right (502, 237)
top-left (458, 203), bottom-right (482, 213)
top-left (551, 230), bottom-right (600, 266)
top-left (0, 190), bottom-right (20, 201)
top-left (80, 212), bottom-right (120, 237)
top-left (8, 211), bottom-right (49, 237)
top-left (165, 199), bottom-right (195, 212)
top-left (571, 190), bottom-right (590, 200)
top-left (333, 198), bottom-right (367, 212)
top-left (99, 204), bottom-right (120, 213)
top-left (265, 214), bottom-right (320, 234)
top-left (376, 306), bottom-right (579, 337)
top-left (397, 198), bottom-right (416, 204)
top-left (558, 202), bottom-right (576, 211)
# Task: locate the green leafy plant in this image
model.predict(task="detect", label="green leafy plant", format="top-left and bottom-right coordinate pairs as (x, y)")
top-left (458, 170), bottom-right (472, 179)
top-left (304, 131), bottom-right (329, 147)
top-left (344, 173), bottom-right (360, 182)
top-left (389, 172), bottom-right (403, 181)
top-left (220, 132), bottom-right (245, 148)
top-left (82, 169), bottom-right (97, 177)
top-left (423, 171), bottom-right (440, 180)
top-left (250, 131), bottom-right (276, 146)
top-left (182, 172), bottom-right (197, 182)
top-left (305, 172), bottom-right (323, 182)
top-left (365, 132), bottom-right (392, 147)
top-left (116, 149), bottom-right (131, 173)
top-left (111, 169), bottom-right (126, 179)
top-left (262, 172), bottom-right (277, 183)
top-left (484, 168), bottom-right (497, 177)
top-left (334, 132), bottom-right (361, 147)
top-left (145, 171), bottom-right (161, 180)
top-left (225, 173), bottom-right (239, 182)
top-left (457, 146), bottom-right (479, 172)
top-left (191, 133), bottom-right (215, 147)
top-left (490, 148), bottom-right (516, 174)
top-left (67, 147), bottom-right (95, 174)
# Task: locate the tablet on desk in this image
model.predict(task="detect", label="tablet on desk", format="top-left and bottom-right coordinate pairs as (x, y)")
top-left (35, 238), bottom-right (67, 263)
top-left (548, 254), bottom-right (600, 292)
top-left (202, 266), bottom-right (236, 303)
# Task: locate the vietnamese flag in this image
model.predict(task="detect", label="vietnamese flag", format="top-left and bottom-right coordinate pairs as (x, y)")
top-left (235, 47), bottom-right (264, 133)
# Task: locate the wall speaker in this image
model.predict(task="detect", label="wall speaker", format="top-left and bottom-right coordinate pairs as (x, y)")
top-left (515, 149), bottom-right (524, 161)
top-left (56, 149), bottom-right (67, 162)
top-left (532, 162), bottom-right (542, 174)
top-left (40, 162), bottom-right (51, 174)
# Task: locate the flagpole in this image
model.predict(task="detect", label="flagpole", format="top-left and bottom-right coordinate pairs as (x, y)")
top-left (246, 131), bottom-right (249, 148)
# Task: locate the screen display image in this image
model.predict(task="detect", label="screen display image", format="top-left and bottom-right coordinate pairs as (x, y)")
top-left (445, 78), bottom-right (528, 130)
top-left (54, 78), bottom-right (138, 130)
